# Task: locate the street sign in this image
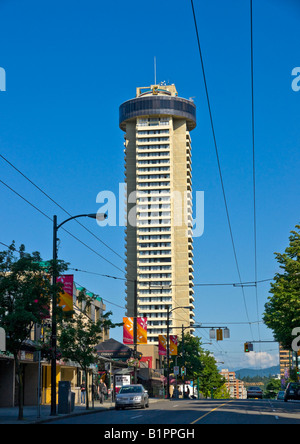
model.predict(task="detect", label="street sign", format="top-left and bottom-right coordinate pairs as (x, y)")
top-left (174, 366), bottom-right (179, 376)
top-left (0, 328), bottom-right (6, 352)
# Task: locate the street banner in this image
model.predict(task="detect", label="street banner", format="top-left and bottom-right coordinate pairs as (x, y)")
top-left (170, 335), bottom-right (178, 355)
top-left (123, 317), bottom-right (134, 344)
top-left (137, 317), bottom-right (147, 344)
top-left (158, 335), bottom-right (167, 356)
top-left (57, 274), bottom-right (74, 312)
top-left (123, 317), bottom-right (148, 344)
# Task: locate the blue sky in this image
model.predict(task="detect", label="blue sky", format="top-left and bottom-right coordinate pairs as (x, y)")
top-left (0, 0), bottom-right (299, 370)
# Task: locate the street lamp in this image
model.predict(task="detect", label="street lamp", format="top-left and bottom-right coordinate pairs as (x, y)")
top-left (50, 212), bottom-right (107, 416)
top-left (166, 306), bottom-right (190, 400)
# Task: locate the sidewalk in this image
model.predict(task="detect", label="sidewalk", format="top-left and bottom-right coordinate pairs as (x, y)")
top-left (0, 399), bottom-right (114, 425)
top-left (0, 398), bottom-right (164, 424)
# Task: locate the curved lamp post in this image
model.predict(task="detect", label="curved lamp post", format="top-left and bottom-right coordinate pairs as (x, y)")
top-left (50, 212), bottom-right (107, 416)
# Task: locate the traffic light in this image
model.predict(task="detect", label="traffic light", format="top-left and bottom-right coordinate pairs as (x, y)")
top-left (181, 366), bottom-right (186, 376)
top-left (216, 329), bottom-right (223, 341)
top-left (244, 342), bottom-right (253, 353)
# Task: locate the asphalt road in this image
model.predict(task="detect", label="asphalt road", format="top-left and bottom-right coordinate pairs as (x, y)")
top-left (46, 398), bottom-right (300, 425)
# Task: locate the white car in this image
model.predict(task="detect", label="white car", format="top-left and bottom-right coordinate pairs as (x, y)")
top-left (247, 386), bottom-right (263, 399)
top-left (115, 384), bottom-right (149, 410)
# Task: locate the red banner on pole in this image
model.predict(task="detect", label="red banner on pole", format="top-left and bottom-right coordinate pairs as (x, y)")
top-left (170, 335), bottom-right (178, 356)
top-left (158, 335), bottom-right (167, 356)
top-left (57, 275), bottom-right (74, 312)
top-left (123, 317), bottom-right (148, 345)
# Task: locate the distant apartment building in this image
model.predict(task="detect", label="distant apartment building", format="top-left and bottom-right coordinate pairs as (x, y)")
top-left (120, 83), bottom-right (196, 344)
top-left (220, 369), bottom-right (247, 399)
top-left (279, 345), bottom-right (299, 385)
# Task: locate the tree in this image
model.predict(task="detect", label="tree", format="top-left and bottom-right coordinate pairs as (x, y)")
top-left (198, 351), bottom-right (226, 399)
top-left (57, 288), bottom-right (120, 409)
top-left (173, 333), bottom-right (203, 380)
top-left (170, 333), bottom-right (226, 399)
top-left (0, 243), bottom-right (66, 420)
top-left (263, 224), bottom-right (300, 350)
top-left (265, 378), bottom-right (281, 399)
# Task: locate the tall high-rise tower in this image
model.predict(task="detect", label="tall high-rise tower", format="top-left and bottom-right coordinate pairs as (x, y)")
top-left (119, 84), bottom-right (196, 344)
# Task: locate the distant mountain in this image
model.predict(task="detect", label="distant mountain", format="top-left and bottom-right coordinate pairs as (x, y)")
top-left (235, 366), bottom-right (280, 379)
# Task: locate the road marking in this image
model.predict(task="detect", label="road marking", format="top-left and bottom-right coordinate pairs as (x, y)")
top-left (131, 414), bottom-right (143, 419)
top-left (190, 401), bottom-right (234, 424)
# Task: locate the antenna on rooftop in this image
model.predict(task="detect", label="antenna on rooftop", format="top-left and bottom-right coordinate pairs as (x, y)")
top-left (154, 56), bottom-right (157, 85)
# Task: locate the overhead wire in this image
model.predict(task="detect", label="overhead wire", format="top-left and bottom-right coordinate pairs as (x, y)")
top-left (250, 0), bottom-right (261, 344)
top-left (0, 153), bottom-right (130, 272)
top-left (190, 0), bottom-right (254, 340)
top-left (0, 178), bottom-right (126, 275)
top-left (70, 265), bottom-right (272, 287)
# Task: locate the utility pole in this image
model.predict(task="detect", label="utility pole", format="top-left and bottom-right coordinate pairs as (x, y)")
top-left (50, 212), bottom-right (106, 416)
top-left (166, 306), bottom-right (189, 399)
top-left (133, 279), bottom-right (138, 384)
top-left (51, 215), bottom-right (58, 417)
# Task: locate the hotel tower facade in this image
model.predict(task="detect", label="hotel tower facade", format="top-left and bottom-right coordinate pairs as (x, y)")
top-left (119, 83), bottom-right (196, 345)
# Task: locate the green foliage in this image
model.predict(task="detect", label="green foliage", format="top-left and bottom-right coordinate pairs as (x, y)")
top-left (264, 378), bottom-right (282, 399)
top-left (198, 351), bottom-right (226, 398)
top-left (57, 288), bottom-right (121, 409)
top-left (263, 224), bottom-right (300, 350)
top-left (0, 242), bottom-right (67, 420)
top-left (0, 243), bottom-right (59, 355)
top-left (170, 333), bottom-right (226, 398)
top-left (173, 333), bottom-right (203, 379)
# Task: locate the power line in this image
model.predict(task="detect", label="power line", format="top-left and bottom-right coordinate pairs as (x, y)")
top-left (250, 0), bottom-right (261, 344)
top-left (70, 265), bottom-right (272, 287)
top-left (0, 153), bottom-right (129, 269)
top-left (0, 239), bottom-right (126, 312)
top-left (0, 178), bottom-right (126, 275)
top-left (190, 0), bottom-right (254, 339)
top-left (74, 280), bottom-right (126, 311)
top-left (70, 267), bottom-right (126, 281)
top-left (0, 179), bottom-right (52, 222)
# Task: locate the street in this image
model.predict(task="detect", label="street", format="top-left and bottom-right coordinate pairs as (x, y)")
top-left (46, 398), bottom-right (300, 425)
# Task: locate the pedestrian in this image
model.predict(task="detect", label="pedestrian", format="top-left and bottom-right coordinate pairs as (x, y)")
top-left (80, 381), bottom-right (86, 405)
top-left (99, 380), bottom-right (107, 404)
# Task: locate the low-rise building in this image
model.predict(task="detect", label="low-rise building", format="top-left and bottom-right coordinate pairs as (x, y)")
top-left (220, 369), bottom-right (247, 399)
top-left (0, 283), bottom-right (108, 407)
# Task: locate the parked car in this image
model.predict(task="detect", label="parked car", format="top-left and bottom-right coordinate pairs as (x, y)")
top-left (284, 383), bottom-right (300, 402)
top-left (277, 391), bottom-right (285, 400)
top-left (115, 384), bottom-right (149, 410)
top-left (247, 386), bottom-right (263, 399)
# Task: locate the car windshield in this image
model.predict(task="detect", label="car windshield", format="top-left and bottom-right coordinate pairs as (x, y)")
top-left (289, 383), bottom-right (300, 389)
top-left (119, 386), bottom-right (143, 394)
top-left (249, 387), bottom-right (261, 391)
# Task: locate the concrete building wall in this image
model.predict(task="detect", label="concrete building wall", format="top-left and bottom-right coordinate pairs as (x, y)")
top-left (121, 84), bottom-right (196, 344)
